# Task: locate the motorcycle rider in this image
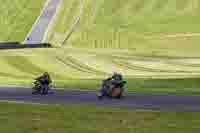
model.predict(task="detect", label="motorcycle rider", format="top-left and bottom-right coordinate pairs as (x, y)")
top-left (35, 72), bottom-right (52, 94)
top-left (111, 72), bottom-right (123, 88)
top-left (100, 72), bottom-right (124, 96)
top-left (101, 76), bottom-right (112, 95)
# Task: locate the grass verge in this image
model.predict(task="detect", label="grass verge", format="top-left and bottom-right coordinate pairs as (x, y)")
top-left (2, 78), bottom-right (200, 95)
top-left (0, 102), bottom-right (200, 133)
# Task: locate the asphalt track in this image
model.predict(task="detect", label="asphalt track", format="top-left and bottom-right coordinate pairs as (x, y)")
top-left (24, 0), bottom-right (60, 44)
top-left (0, 87), bottom-right (200, 111)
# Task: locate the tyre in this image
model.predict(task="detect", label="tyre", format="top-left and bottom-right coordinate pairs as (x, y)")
top-left (116, 93), bottom-right (122, 99)
top-left (32, 89), bottom-right (40, 95)
top-left (42, 85), bottom-right (49, 95)
top-left (97, 92), bottom-right (103, 99)
top-left (32, 91), bottom-right (37, 95)
top-left (42, 89), bottom-right (47, 95)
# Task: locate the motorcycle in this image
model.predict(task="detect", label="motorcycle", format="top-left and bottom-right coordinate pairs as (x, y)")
top-left (98, 80), bottom-right (127, 99)
top-left (32, 80), bottom-right (50, 95)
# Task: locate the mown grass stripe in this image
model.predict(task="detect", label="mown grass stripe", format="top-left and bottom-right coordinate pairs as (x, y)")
top-left (112, 60), bottom-right (200, 73)
top-left (0, 72), bottom-right (31, 79)
top-left (2, 56), bottom-right (66, 80)
top-left (56, 56), bottom-right (94, 74)
top-left (2, 56), bottom-right (44, 76)
top-left (65, 55), bottom-right (107, 75)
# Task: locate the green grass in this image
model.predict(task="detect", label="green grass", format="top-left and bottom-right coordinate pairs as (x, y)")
top-left (0, 0), bottom-right (200, 95)
top-left (0, 48), bottom-right (200, 95)
top-left (48, 0), bottom-right (200, 56)
top-left (0, 0), bottom-right (45, 41)
top-left (46, 0), bottom-right (81, 46)
top-left (53, 78), bottom-right (200, 95)
top-left (0, 102), bottom-right (200, 133)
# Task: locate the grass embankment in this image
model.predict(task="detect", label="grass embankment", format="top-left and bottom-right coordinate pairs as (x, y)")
top-left (0, 0), bottom-right (200, 95)
top-left (0, 102), bottom-right (200, 133)
top-left (46, 0), bottom-right (81, 45)
top-left (0, 0), bottom-right (45, 41)
top-left (0, 48), bottom-right (200, 94)
top-left (48, 0), bottom-right (200, 56)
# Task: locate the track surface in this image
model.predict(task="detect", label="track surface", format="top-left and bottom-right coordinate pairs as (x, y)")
top-left (0, 87), bottom-right (200, 111)
top-left (24, 0), bottom-right (60, 44)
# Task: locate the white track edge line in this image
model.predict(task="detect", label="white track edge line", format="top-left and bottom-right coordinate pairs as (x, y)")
top-left (42, 0), bottom-right (63, 43)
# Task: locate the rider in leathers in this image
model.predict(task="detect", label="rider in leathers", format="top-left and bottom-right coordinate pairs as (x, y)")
top-left (36, 72), bottom-right (52, 94)
top-left (101, 72), bottom-right (123, 95)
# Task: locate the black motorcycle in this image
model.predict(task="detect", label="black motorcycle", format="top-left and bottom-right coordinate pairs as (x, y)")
top-left (32, 80), bottom-right (50, 95)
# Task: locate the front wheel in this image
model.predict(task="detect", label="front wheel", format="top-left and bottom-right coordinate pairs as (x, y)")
top-left (42, 85), bottom-right (50, 95)
top-left (97, 92), bottom-right (103, 99)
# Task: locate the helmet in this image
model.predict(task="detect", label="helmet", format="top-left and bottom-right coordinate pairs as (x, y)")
top-left (44, 72), bottom-right (49, 76)
top-left (113, 72), bottom-right (118, 76)
top-left (112, 72), bottom-right (122, 80)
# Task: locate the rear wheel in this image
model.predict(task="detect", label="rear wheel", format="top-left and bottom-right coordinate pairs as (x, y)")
top-left (32, 87), bottom-right (40, 94)
top-left (116, 93), bottom-right (122, 99)
top-left (32, 81), bottom-right (42, 94)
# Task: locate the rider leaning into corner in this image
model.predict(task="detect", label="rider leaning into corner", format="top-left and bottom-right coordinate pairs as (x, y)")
top-left (100, 72), bottom-right (125, 96)
top-left (35, 72), bottom-right (52, 92)
top-left (111, 72), bottom-right (123, 86)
